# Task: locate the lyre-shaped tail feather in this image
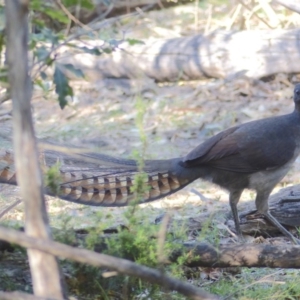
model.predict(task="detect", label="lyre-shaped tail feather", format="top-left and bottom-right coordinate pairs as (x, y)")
top-left (0, 149), bottom-right (193, 206)
top-left (0, 150), bottom-right (17, 185)
top-left (57, 167), bottom-right (191, 206)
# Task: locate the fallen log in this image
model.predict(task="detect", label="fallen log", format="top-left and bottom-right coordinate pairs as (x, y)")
top-left (1, 225), bottom-right (300, 269)
top-left (172, 240), bottom-right (300, 268)
top-left (236, 184), bottom-right (300, 236)
top-left (58, 29), bottom-right (300, 81)
top-left (2, 184), bottom-right (300, 270)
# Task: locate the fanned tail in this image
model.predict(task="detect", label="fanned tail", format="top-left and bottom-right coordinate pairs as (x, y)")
top-left (0, 149), bottom-right (193, 206)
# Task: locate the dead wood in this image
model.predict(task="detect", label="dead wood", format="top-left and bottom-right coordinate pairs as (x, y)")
top-left (179, 184), bottom-right (300, 237)
top-left (5, 1), bottom-right (64, 298)
top-left (273, 0), bottom-right (300, 14)
top-left (39, 0), bottom-right (193, 30)
top-left (77, 0), bottom-right (194, 23)
top-left (172, 240), bottom-right (300, 268)
top-left (0, 226), bottom-right (220, 300)
top-left (0, 291), bottom-right (57, 300)
top-left (2, 222), bottom-right (300, 272)
top-left (58, 29), bottom-right (300, 81)
top-left (235, 184), bottom-right (300, 236)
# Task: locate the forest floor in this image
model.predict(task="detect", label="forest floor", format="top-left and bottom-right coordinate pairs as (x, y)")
top-left (1, 2), bottom-right (300, 299)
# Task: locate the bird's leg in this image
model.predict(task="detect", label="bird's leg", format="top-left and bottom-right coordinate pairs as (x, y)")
top-left (256, 190), bottom-right (300, 245)
top-left (263, 211), bottom-right (300, 244)
top-left (229, 190), bottom-right (243, 239)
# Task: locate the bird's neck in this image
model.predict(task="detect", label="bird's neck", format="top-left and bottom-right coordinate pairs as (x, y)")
top-left (294, 103), bottom-right (300, 113)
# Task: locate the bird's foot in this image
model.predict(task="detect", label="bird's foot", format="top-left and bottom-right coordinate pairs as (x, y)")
top-left (238, 209), bottom-right (258, 220)
top-left (264, 211), bottom-right (300, 245)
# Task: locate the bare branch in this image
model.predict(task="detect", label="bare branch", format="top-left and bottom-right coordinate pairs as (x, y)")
top-left (0, 199), bottom-right (21, 219)
top-left (0, 226), bottom-right (220, 300)
top-left (0, 291), bottom-right (57, 300)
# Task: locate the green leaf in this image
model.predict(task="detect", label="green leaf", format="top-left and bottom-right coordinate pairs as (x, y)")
top-left (67, 44), bottom-right (102, 56)
top-left (44, 9), bottom-right (69, 24)
top-left (34, 45), bottom-right (49, 60)
top-left (63, 64), bottom-right (85, 78)
top-left (36, 28), bottom-right (61, 45)
top-left (32, 18), bottom-right (46, 28)
top-left (126, 38), bottom-right (144, 46)
top-left (0, 5), bottom-right (5, 32)
top-left (0, 66), bottom-right (8, 83)
top-left (45, 162), bottom-right (62, 195)
top-left (53, 65), bottom-right (73, 109)
top-left (35, 78), bottom-right (50, 92)
top-left (45, 57), bottom-right (55, 66)
top-left (64, 0), bottom-right (94, 10)
top-left (40, 71), bottom-right (47, 80)
top-left (30, 0), bottom-right (43, 10)
top-left (29, 39), bottom-right (37, 50)
top-left (102, 47), bottom-right (112, 54)
top-left (0, 29), bottom-right (5, 58)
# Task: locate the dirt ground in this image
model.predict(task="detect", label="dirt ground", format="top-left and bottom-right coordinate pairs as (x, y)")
top-left (2, 72), bottom-right (300, 299)
top-left (2, 2), bottom-right (300, 299)
top-left (2, 0), bottom-right (300, 233)
top-left (1, 73), bottom-right (300, 228)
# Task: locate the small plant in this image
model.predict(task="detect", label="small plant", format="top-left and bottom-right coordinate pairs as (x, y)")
top-left (44, 162), bottom-right (62, 195)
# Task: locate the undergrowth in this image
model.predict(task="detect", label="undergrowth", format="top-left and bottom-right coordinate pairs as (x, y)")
top-left (61, 94), bottom-right (192, 298)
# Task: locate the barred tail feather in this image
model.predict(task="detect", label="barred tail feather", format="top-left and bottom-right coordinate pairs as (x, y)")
top-left (56, 168), bottom-right (191, 206)
top-left (0, 150), bottom-right (194, 206)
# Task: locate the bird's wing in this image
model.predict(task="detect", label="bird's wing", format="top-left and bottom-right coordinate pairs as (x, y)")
top-left (182, 122), bottom-right (296, 173)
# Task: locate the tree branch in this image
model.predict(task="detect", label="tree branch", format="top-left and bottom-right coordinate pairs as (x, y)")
top-left (0, 291), bottom-right (57, 300)
top-left (5, 0), bottom-right (64, 298)
top-left (0, 226), bottom-right (219, 300)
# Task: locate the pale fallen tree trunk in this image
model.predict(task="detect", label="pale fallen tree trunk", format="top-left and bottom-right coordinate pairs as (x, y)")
top-left (59, 29), bottom-right (300, 81)
top-left (0, 226), bottom-right (219, 300)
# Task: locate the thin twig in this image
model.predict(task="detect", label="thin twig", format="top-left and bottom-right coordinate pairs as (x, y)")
top-left (0, 199), bottom-right (22, 219)
top-left (31, 7), bottom-right (150, 80)
top-left (54, 0), bottom-right (90, 30)
top-left (237, 0), bottom-right (274, 29)
top-left (157, 212), bottom-right (172, 264)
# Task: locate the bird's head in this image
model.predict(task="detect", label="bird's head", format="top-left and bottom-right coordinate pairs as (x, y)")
top-left (294, 83), bottom-right (300, 105)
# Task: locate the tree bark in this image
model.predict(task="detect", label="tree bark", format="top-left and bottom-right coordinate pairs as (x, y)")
top-left (1, 225), bottom-right (300, 271)
top-left (172, 241), bottom-right (300, 268)
top-left (5, 0), bottom-right (64, 298)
